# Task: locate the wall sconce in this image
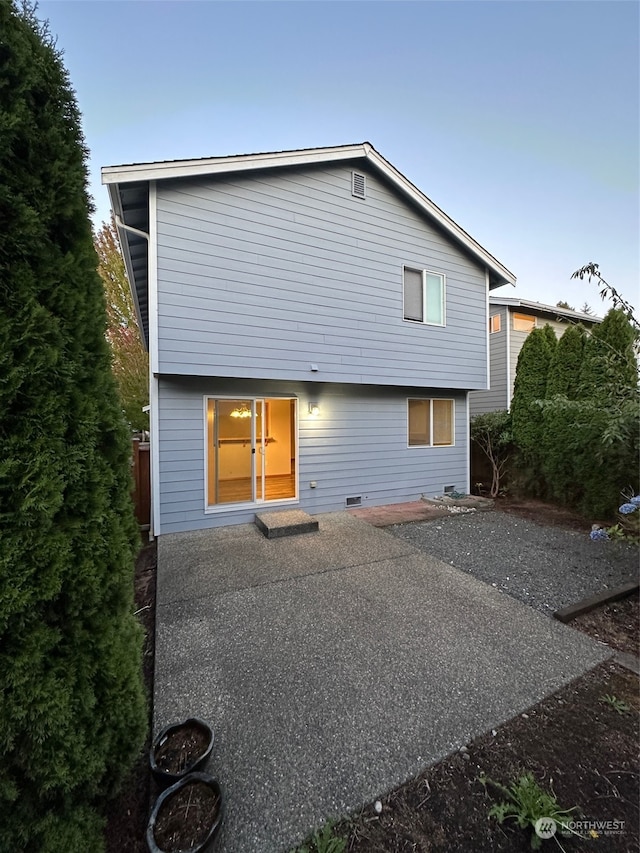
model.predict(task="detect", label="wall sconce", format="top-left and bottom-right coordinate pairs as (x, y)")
top-left (308, 402), bottom-right (320, 416)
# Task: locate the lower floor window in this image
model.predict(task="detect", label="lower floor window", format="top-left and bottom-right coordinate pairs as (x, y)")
top-left (408, 398), bottom-right (454, 447)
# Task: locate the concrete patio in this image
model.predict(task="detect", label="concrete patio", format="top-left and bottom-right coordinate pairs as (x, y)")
top-left (154, 512), bottom-right (610, 853)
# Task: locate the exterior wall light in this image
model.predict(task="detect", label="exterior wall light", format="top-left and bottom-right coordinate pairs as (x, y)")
top-left (308, 402), bottom-right (320, 416)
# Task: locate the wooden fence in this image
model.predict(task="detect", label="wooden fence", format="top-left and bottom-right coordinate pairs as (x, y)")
top-left (131, 438), bottom-right (150, 532)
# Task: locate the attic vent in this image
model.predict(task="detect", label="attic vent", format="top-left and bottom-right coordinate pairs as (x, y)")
top-left (351, 171), bottom-right (366, 199)
top-left (345, 495), bottom-right (362, 507)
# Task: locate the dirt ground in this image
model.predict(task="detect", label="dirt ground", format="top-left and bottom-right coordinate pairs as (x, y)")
top-left (493, 494), bottom-right (595, 532)
top-left (103, 540), bottom-right (156, 853)
top-left (104, 504), bottom-right (639, 853)
top-left (331, 662), bottom-right (638, 853)
top-left (572, 596), bottom-right (639, 657)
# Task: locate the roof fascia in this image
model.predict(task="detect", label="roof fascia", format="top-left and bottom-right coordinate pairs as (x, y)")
top-left (102, 142), bottom-right (517, 289)
top-left (364, 148), bottom-right (516, 288)
top-left (101, 144), bottom-right (369, 186)
top-left (490, 296), bottom-right (600, 323)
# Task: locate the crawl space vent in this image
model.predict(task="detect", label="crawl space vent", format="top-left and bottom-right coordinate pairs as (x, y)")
top-left (443, 485), bottom-right (456, 494)
top-left (351, 171), bottom-right (366, 199)
top-left (345, 495), bottom-right (362, 507)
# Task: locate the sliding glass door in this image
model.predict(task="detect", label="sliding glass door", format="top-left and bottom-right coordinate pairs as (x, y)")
top-left (206, 397), bottom-right (296, 507)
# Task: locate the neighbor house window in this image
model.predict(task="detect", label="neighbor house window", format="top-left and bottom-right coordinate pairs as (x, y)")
top-left (403, 267), bottom-right (445, 325)
top-left (489, 314), bottom-right (501, 333)
top-left (513, 312), bottom-right (536, 332)
top-left (408, 399), bottom-right (454, 447)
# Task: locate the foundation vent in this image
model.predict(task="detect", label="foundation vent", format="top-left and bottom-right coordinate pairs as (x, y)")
top-left (345, 495), bottom-right (362, 507)
top-left (443, 485), bottom-right (456, 494)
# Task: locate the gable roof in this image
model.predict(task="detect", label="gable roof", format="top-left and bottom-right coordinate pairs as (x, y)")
top-left (490, 296), bottom-right (601, 325)
top-left (102, 143), bottom-right (517, 345)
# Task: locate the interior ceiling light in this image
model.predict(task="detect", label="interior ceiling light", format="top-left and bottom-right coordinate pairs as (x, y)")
top-left (230, 404), bottom-right (252, 419)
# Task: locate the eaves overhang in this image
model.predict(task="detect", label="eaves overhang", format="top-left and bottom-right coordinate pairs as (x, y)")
top-left (106, 181), bottom-right (150, 349)
top-left (490, 296), bottom-right (601, 324)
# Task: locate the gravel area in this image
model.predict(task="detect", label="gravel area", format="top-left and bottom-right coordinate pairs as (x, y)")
top-left (387, 511), bottom-right (639, 616)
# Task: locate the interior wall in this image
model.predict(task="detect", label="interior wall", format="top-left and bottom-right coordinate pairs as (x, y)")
top-left (266, 398), bottom-right (293, 476)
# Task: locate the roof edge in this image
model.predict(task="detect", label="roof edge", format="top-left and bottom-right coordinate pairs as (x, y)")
top-left (102, 142), bottom-right (516, 288)
top-left (490, 296), bottom-right (601, 322)
top-left (101, 143), bottom-right (370, 185)
top-left (364, 147), bottom-right (515, 288)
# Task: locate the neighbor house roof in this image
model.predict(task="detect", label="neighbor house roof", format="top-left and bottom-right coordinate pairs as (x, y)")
top-left (490, 296), bottom-right (601, 325)
top-left (102, 143), bottom-right (517, 345)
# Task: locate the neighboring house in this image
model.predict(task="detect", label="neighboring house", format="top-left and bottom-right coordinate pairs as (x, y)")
top-left (469, 297), bottom-right (601, 416)
top-left (102, 143), bottom-right (515, 534)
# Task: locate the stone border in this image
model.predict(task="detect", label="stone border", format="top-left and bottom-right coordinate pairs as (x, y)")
top-left (421, 495), bottom-right (494, 510)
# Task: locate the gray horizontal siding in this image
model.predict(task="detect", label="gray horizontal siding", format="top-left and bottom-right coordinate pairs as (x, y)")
top-left (157, 377), bottom-right (469, 534)
top-left (470, 307), bottom-right (508, 415)
top-left (155, 164), bottom-right (488, 390)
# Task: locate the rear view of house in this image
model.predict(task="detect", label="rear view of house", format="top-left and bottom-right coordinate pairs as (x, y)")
top-left (470, 297), bottom-right (601, 415)
top-left (102, 143), bottom-right (515, 534)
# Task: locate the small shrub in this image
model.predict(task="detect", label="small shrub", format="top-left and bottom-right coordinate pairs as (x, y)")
top-left (296, 820), bottom-right (347, 853)
top-left (470, 411), bottom-right (512, 498)
top-left (590, 493), bottom-right (640, 544)
top-left (481, 772), bottom-right (579, 850)
top-left (599, 694), bottom-right (632, 715)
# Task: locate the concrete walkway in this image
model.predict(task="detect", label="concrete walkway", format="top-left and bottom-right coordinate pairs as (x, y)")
top-left (154, 512), bottom-right (610, 853)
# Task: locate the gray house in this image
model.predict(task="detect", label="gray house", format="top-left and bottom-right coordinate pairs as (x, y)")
top-left (102, 143), bottom-right (515, 534)
top-left (469, 297), bottom-right (600, 416)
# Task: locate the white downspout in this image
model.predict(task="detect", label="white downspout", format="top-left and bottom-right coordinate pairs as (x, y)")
top-left (115, 215), bottom-right (150, 244)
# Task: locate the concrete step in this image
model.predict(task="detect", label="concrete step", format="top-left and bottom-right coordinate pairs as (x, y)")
top-left (255, 509), bottom-right (319, 539)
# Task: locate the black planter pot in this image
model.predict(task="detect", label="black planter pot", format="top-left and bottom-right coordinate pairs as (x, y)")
top-left (150, 717), bottom-right (214, 790)
top-left (146, 772), bottom-right (223, 853)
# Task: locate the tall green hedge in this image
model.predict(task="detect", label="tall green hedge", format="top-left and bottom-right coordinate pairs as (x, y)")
top-left (579, 308), bottom-right (638, 401)
top-left (546, 323), bottom-right (586, 399)
top-left (511, 310), bottom-right (639, 518)
top-left (542, 324), bottom-right (586, 503)
top-left (510, 325), bottom-right (556, 491)
top-left (0, 4), bottom-right (147, 850)
top-left (574, 309), bottom-right (639, 516)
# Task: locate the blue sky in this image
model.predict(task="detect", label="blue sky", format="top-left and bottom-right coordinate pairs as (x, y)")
top-left (40, 0), bottom-right (639, 312)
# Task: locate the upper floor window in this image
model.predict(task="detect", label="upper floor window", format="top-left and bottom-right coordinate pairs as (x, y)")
top-left (403, 267), bottom-right (445, 326)
top-left (489, 314), bottom-right (501, 333)
top-left (513, 312), bottom-right (536, 332)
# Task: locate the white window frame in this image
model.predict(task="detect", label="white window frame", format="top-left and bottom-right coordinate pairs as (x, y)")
top-left (203, 395), bottom-right (299, 513)
top-left (407, 398), bottom-right (455, 448)
top-left (489, 314), bottom-right (501, 333)
top-left (402, 266), bottom-right (446, 326)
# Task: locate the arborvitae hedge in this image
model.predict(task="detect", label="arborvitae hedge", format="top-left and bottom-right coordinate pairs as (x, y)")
top-left (574, 309), bottom-right (639, 516)
top-left (542, 324), bottom-right (587, 504)
top-left (542, 322), bottom-right (558, 354)
top-left (579, 308), bottom-right (637, 401)
top-left (511, 310), bottom-right (639, 518)
top-left (546, 323), bottom-right (586, 399)
top-left (510, 325), bottom-right (556, 489)
top-left (0, 4), bottom-right (147, 850)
